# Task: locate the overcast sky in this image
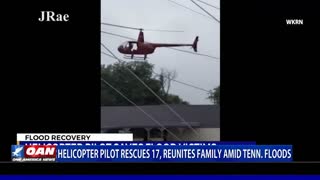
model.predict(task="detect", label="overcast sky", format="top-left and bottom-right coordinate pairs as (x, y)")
top-left (101, 0), bottom-right (220, 105)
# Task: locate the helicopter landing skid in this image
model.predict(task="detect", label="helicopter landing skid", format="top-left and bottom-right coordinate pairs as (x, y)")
top-left (123, 55), bottom-right (148, 60)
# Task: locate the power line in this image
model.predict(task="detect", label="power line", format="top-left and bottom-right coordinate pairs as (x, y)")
top-left (101, 78), bottom-right (182, 141)
top-left (101, 51), bottom-right (212, 93)
top-left (101, 51), bottom-right (116, 59)
top-left (101, 30), bottom-right (220, 60)
top-left (152, 70), bottom-right (211, 93)
top-left (167, 0), bottom-right (212, 19)
top-left (168, 47), bottom-right (220, 60)
top-left (101, 31), bottom-right (135, 40)
top-left (190, 0), bottom-right (220, 23)
top-left (140, 29), bottom-right (184, 33)
top-left (195, 0), bottom-right (220, 10)
top-left (101, 43), bottom-right (200, 136)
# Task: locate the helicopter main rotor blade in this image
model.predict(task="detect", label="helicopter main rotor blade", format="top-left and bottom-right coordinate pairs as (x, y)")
top-left (101, 22), bottom-right (142, 31)
top-left (101, 22), bottom-right (183, 32)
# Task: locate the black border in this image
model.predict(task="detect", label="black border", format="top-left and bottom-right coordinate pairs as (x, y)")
top-left (2, 0), bottom-right (320, 174)
top-left (1, 0), bottom-right (101, 162)
top-left (1, 163), bottom-right (320, 174)
top-left (220, 0), bottom-right (320, 162)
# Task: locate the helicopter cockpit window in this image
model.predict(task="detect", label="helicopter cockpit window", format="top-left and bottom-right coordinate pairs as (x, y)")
top-left (121, 42), bottom-right (128, 48)
top-left (121, 42), bottom-right (135, 50)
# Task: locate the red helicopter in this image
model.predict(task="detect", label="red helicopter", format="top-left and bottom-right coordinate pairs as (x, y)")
top-left (117, 29), bottom-right (199, 60)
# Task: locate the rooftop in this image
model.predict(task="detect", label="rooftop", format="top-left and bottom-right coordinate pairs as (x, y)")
top-left (101, 105), bottom-right (220, 129)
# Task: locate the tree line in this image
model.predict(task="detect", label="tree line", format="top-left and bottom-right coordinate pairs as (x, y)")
top-left (101, 61), bottom-right (219, 106)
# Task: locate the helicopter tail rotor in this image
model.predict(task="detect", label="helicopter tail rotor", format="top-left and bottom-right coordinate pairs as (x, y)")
top-left (192, 36), bottom-right (199, 52)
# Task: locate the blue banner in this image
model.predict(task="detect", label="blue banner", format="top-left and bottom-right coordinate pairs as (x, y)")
top-left (18, 141), bottom-right (256, 146)
top-left (56, 145), bottom-right (292, 162)
top-left (1, 175), bottom-right (319, 180)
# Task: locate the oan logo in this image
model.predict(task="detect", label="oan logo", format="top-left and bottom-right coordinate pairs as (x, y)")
top-left (24, 145), bottom-right (56, 158)
top-left (286, 19), bottom-right (303, 25)
top-left (11, 145), bottom-right (24, 158)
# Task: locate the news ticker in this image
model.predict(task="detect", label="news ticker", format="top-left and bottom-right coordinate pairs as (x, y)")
top-left (12, 134), bottom-right (292, 162)
top-left (11, 144), bottom-right (292, 162)
top-left (16, 133), bottom-right (133, 142)
top-left (16, 133), bottom-right (255, 145)
top-left (18, 141), bottom-right (256, 146)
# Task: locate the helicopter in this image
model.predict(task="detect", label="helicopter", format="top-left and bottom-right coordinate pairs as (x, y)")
top-left (118, 29), bottom-right (198, 60)
top-left (102, 23), bottom-right (198, 60)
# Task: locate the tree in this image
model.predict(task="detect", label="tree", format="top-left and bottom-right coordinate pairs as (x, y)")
top-left (208, 86), bottom-right (220, 105)
top-left (157, 68), bottom-right (177, 98)
top-left (166, 94), bottom-right (189, 105)
top-left (101, 61), bottom-right (188, 106)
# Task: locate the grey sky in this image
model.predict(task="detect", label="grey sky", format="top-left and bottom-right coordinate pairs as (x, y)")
top-left (101, 0), bottom-right (220, 105)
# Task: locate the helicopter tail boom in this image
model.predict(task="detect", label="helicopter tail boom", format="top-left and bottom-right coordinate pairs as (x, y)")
top-left (150, 36), bottom-right (199, 52)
